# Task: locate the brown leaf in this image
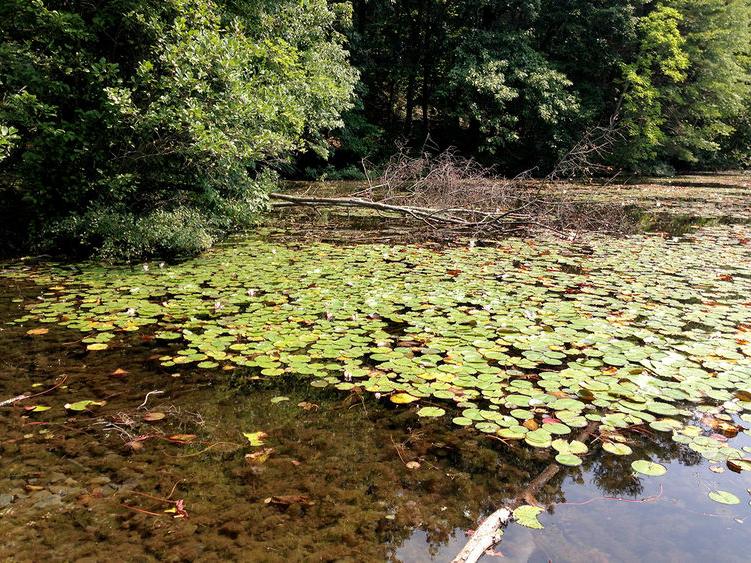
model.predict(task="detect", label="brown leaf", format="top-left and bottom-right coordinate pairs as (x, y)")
top-left (26, 328), bottom-right (49, 336)
top-left (405, 461), bottom-right (421, 470)
top-left (701, 415), bottom-right (739, 437)
top-left (727, 458), bottom-right (751, 473)
top-left (297, 401), bottom-right (319, 411)
top-left (167, 434), bottom-right (197, 444)
top-left (143, 412), bottom-right (166, 422)
top-left (112, 368), bottom-right (128, 378)
top-left (522, 418), bottom-right (539, 431)
top-left (245, 448), bottom-right (275, 465)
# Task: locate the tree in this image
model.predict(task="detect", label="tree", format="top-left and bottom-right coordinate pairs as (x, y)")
top-left (0, 0), bottom-right (357, 259)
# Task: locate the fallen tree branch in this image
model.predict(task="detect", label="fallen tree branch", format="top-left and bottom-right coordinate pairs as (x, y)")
top-left (452, 421), bottom-right (599, 563)
top-left (270, 193), bottom-right (532, 234)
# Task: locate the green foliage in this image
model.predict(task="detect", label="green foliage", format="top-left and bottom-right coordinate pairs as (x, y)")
top-left (619, 5), bottom-right (689, 165)
top-left (0, 0), bottom-right (356, 259)
top-left (339, 0), bottom-right (750, 173)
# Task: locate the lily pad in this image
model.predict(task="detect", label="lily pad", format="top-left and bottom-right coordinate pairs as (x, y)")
top-left (417, 406), bottom-right (445, 418)
top-left (603, 442), bottom-right (633, 456)
top-left (631, 459), bottom-right (667, 477)
top-left (708, 490), bottom-right (741, 505)
top-left (555, 453), bottom-right (583, 466)
top-left (513, 505), bottom-right (544, 529)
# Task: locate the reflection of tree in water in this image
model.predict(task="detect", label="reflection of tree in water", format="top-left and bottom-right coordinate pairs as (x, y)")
top-left (588, 431), bottom-right (702, 497)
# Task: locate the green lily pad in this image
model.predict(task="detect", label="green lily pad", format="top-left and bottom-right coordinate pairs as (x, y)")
top-left (513, 505), bottom-right (544, 529)
top-left (603, 442), bottom-right (633, 456)
top-left (631, 460), bottom-right (667, 476)
top-left (417, 406), bottom-right (445, 418)
top-left (555, 453), bottom-right (583, 466)
top-left (708, 490), bottom-right (741, 505)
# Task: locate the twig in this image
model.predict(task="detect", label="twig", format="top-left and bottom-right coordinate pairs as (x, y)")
top-left (121, 503), bottom-right (164, 517)
top-left (138, 390), bottom-right (164, 410)
top-left (0, 375), bottom-right (68, 407)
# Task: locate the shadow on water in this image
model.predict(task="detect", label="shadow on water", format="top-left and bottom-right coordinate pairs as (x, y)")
top-left (1, 282), bottom-right (751, 562)
top-left (628, 208), bottom-right (751, 237)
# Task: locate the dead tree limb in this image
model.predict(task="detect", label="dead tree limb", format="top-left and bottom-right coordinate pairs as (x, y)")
top-left (269, 192), bottom-right (530, 233)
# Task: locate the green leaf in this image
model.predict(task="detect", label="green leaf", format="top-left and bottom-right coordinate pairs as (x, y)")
top-left (242, 431), bottom-right (268, 446)
top-left (555, 453), bottom-right (583, 466)
top-left (513, 505), bottom-right (544, 529)
top-left (417, 406), bottom-right (445, 418)
top-left (631, 459), bottom-right (667, 476)
top-left (603, 442), bottom-right (633, 456)
top-left (64, 400), bottom-right (106, 411)
top-left (708, 490), bottom-right (740, 505)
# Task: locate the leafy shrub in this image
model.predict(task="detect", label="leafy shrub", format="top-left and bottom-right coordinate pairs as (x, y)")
top-left (0, 0), bottom-right (356, 259)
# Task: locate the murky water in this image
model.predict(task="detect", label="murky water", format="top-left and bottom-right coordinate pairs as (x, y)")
top-left (2, 274), bottom-right (751, 562)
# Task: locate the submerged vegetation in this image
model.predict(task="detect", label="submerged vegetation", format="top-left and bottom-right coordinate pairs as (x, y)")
top-left (4, 218), bottom-right (751, 467)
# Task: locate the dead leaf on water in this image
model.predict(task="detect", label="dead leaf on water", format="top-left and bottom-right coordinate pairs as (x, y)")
top-left (167, 434), bottom-right (197, 444)
top-left (26, 328), bottom-right (49, 336)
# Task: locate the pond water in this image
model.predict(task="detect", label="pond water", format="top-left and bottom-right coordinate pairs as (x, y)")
top-left (2, 178), bottom-right (751, 561)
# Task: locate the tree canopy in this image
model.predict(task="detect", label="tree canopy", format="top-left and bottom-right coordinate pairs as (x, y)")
top-left (1, 0), bottom-right (749, 258)
top-left (0, 0), bottom-right (356, 258)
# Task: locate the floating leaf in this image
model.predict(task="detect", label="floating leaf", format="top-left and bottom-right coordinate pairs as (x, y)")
top-left (167, 434), bottom-right (197, 443)
top-left (631, 460), bottom-right (667, 477)
top-left (603, 442), bottom-right (633, 456)
top-left (513, 505), bottom-right (544, 529)
top-left (270, 396), bottom-right (290, 404)
top-left (390, 393), bottom-right (419, 404)
top-left (708, 490), bottom-right (740, 505)
top-left (555, 453), bottom-right (583, 466)
top-left (26, 328), bottom-right (49, 336)
top-left (86, 343), bottom-right (108, 351)
top-left (64, 400), bottom-right (106, 411)
top-left (417, 406), bottom-right (445, 418)
top-left (245, 448), bottom-right (274, 465)
top-left (143, 412), bottom-right (166, 422)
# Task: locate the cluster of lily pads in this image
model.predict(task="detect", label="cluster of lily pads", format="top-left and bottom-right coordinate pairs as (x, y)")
top-left (4, 226), bottom-right (751, 470)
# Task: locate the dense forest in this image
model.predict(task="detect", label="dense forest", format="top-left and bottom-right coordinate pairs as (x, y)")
top-left (1, 0), bottom-right (750, 258)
